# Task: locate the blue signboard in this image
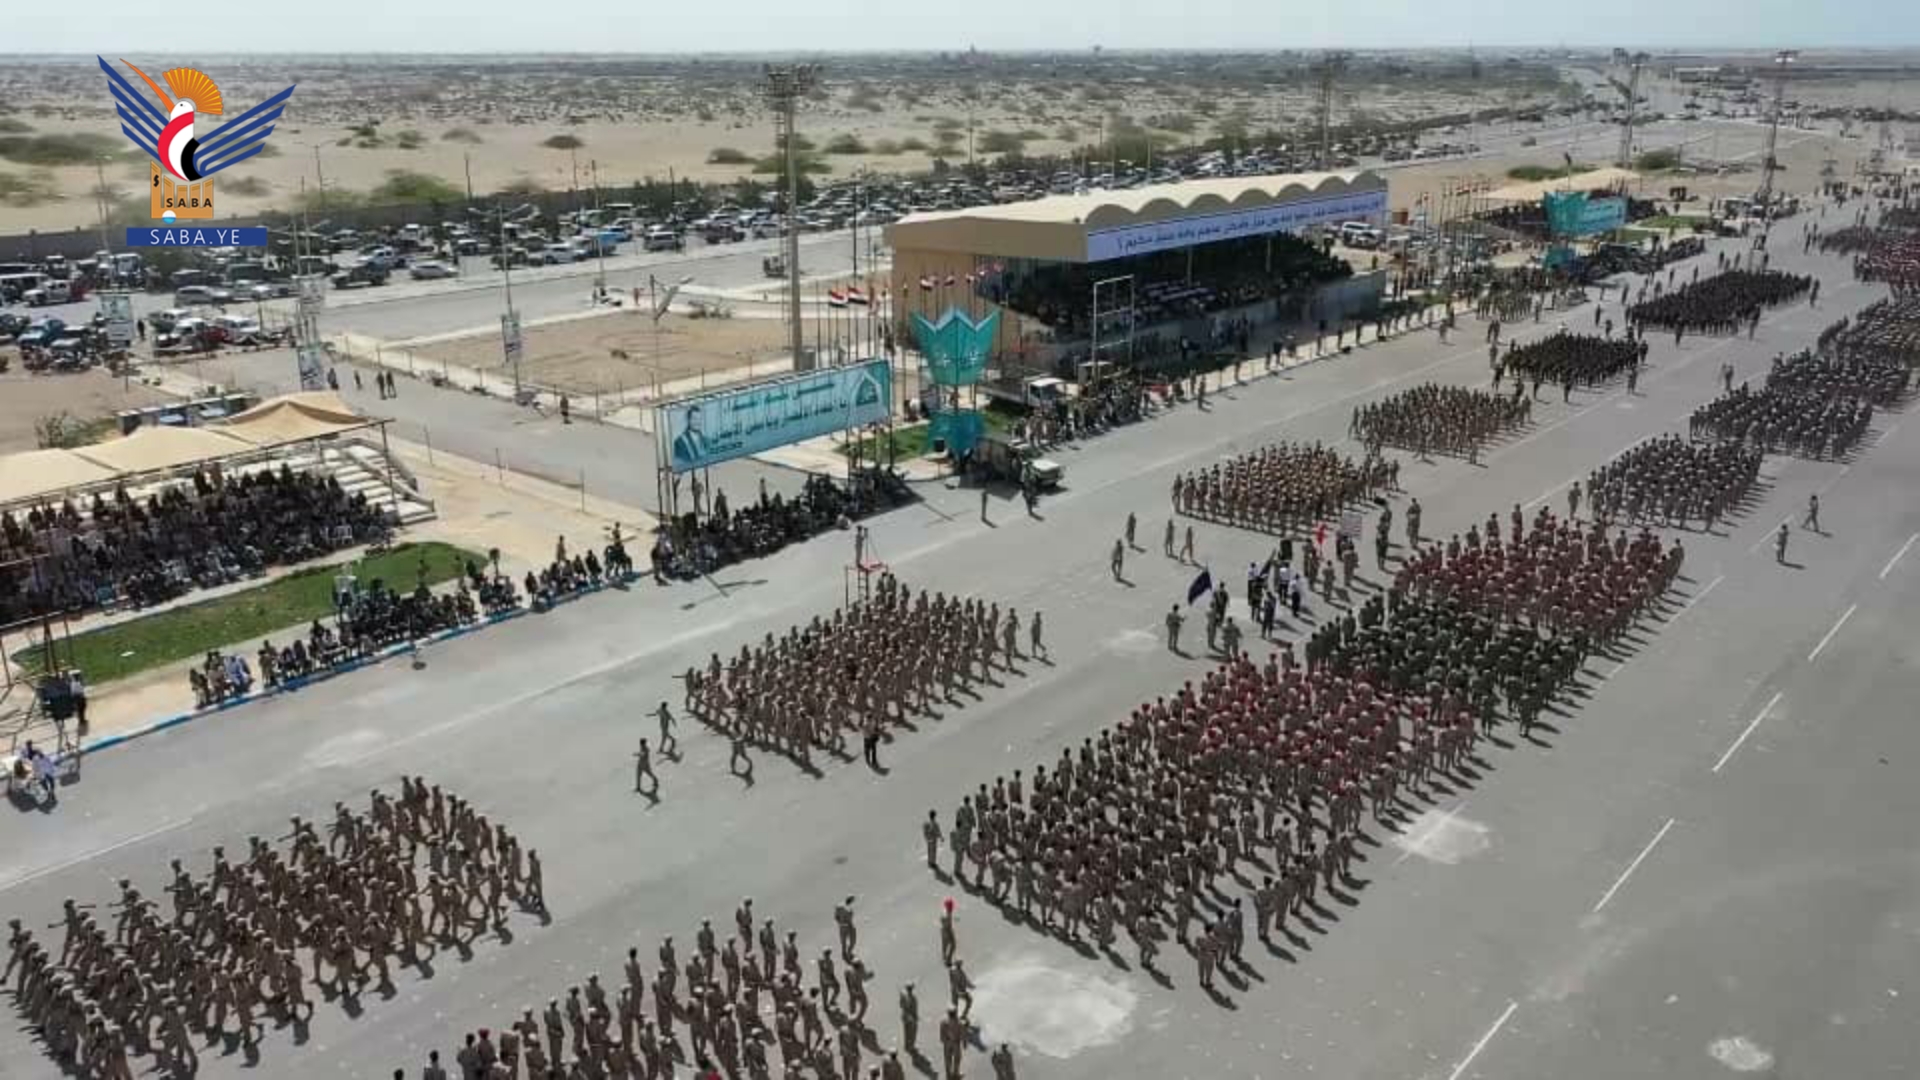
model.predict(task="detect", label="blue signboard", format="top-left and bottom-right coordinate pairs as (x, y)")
top-left (660, 360), bottom-right (892, 473)
top-left (1086, 187), bottom-right (1388, 262)
top-left (1543, 192), bottom-right (1628, 237)
top-left (911, 307), bottom-right (997, 387)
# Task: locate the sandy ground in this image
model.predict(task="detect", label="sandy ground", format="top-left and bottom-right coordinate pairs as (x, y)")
top-left (1, 57), bottom-right (1539, 233)
top-left (409, 307), bottom-right (869, 396)
top-left (0, 365), bottom-right (172, 455)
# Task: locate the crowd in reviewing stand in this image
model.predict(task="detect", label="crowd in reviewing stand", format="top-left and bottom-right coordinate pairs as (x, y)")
top-left (993, 234), bottom-right (1351, 339)
top-left (1, 465), bottom-right (390, 626)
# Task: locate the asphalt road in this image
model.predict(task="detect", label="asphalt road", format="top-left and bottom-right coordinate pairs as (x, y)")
top-left (4, 207), bottom-right (1917, 1080)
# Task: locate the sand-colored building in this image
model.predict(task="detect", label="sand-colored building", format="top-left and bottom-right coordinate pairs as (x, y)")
top-left (883, 172), bottom-right (1390, 358)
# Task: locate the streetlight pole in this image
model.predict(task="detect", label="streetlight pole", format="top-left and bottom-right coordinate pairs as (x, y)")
top-left (763, 63), bottom-right (822, 372)
top-left (1755, 50), bottom-right (1798, 230)
top-left (313, 144), bottom-right (327, 215)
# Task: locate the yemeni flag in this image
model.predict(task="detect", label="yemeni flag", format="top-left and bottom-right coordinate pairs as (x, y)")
top-left (847, 285), bottom-right (869, 306)
top-left (945, 274), bottom-right (957, 287)
top-left (918, 276), bottom-right (934, 291)
top-left (1187, 567), bottom-right (1213, 605)
top-left (827, 287), bottom-right (849, 309)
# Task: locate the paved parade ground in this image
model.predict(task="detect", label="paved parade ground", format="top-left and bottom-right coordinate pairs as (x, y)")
top-left (6, 212), bottom-right (1920, 1080)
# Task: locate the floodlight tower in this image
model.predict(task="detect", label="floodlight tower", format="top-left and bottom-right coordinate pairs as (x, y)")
top-left (1754, 50), bottom-right (1798, 213)
top-left (1614, 50), bottom-right (1650, 169)
top-left (1315, 51), bottom-right (1349, 169)
top-left (764, 63), bottom-right (823, 371)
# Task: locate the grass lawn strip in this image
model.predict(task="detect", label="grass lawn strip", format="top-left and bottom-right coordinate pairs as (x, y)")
top-left (12, 541), bottom-right (483, 685)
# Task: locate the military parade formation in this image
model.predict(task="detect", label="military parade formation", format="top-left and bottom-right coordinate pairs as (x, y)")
top-left (9, 172), bottom-right (1919, 1080)
top-left (6, 782), bottom-right (544, 1077)
top-left (1171, 443), bottom-right (1397, 537)
top-left (1350, 383), bottom-right (1532, 459)
top-left (677, 577), bottom-right (1041, 777)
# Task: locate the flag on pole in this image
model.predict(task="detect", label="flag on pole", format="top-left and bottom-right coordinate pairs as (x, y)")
top-left (918, 276), bottom-right (934, 291)
top-left (847, 285), bottom-right (869, 306)
top-left (945, 274), bottom-right (957, 287)
top-left (828, 288), bottom-right (849, 308)
top-left (1313, 521), bottom-right (1329, 549)
top-left (1186, 567), bottom-right (1213, 605)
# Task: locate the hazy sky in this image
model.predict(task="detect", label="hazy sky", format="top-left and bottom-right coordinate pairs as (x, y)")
top-left (11, 0), bottom-right (1914, 53)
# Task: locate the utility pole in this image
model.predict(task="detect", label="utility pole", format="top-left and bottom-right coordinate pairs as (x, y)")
top-left (1613, 49), bottom-right (1650, 169)
top-left (1315, 51), bottom-right (1349, 169)
top-left (763, 63), bottom-right (822, 371)
top-left (464, 151), bottom-right (474, 203)
top-left (1754, 50), bottom-right (1798, 215)
top-left (591, 158), bottom-right (607, 295)
top-left (92, 156), bottom-right (113, 255)
top-left (313, 144), bottom-right (326, 214)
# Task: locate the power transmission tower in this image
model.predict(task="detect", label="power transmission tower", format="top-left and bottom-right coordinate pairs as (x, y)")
top-left (1754, 50), bottom-right (1797, 214)
top-left (763, 64), bottom-right (822, 372)
top-left (1315, 52), bottom-right (1349, 169)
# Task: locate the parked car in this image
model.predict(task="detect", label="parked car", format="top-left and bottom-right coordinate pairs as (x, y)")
top-left (491, 246), bottom-right (531, 269)
top-left (539, 243), bottom-right (577, 265)
top-left (248, 280), bottom-right (296, 300)
top-left (15, 318), bottom-right (65, 348)
top-left (212, 314), bottom-right (263, 345)
top-left (643, 227), bottom-right (686, 252)
top-left (174, 284), bottom-right (232, 306)
top-left (329, 261), bottom-right (391, 289)
top-left (409, 259), bottom-right (456, 280)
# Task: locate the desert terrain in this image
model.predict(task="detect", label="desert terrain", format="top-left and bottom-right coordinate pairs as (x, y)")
top-left (1, 51), bottom-right (1567, 233)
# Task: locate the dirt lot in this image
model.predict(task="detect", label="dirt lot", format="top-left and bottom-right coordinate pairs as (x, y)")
top-left (0, 360), bottom-right (172, 455)
top-left (409, 309), bottom-right (856, 396)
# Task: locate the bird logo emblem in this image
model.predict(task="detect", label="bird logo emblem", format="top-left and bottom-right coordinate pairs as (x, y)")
top-left (99, 57), bottom-right (295, 222)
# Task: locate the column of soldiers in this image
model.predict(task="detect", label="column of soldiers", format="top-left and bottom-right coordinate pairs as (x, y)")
top-left (1171, 442), bottom-right (1397, 536)
top-left (1392, 507), bottom-right (1685, 653)
top-left (680, 574), bottom-right (1040, 773)
top-left (1853, 237), bottom-right (1920, 296)
top-left (1498, 331), bottom-right (1646, 399)
top-left (1350, 384), bottom-right (1531, 460)
top-left (1626, 270), bottom-right (1814, 338)
top-left (1688, 384), bottom-right (1876, 460)
top-left (923, 649), bottom-right (1444, 996)
top-left (421, 896), bottom-right (1017, 1080)
top-left (1585, 436), bottom-right (1764, 531)
top-left (4, 780), bottom-right (543, 1076)
top-left (1819, 298), bottom-right (1920, 367)
top-left (1765, 347), bottom-right (1913, 407)
top-left (920, 506), bottom-right (1686, 1000)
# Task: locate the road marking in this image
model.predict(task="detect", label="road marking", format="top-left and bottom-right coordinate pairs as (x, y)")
top-left (1606, 573), bottom-right (1723, 678)
top-left (1393, 800), bottom-right (1468, 865)
top-left (1815, 463), bottom-right (1853, 494)
top-left (1712, 691), bottom-right (1784, 774)
top-left (0, 815), bottom-right (195, 895)
top-left (1591, 817), bottom-right (1676, 914)
top-left (1881, 533), bottom-right (1919, 580)
top-left (1748, 515), bottom-right (1793, 555)
top-left (1806, 603), bottom-right (1858, 663)
top-left (1447, 1000), bottom-right (1519, 1080)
